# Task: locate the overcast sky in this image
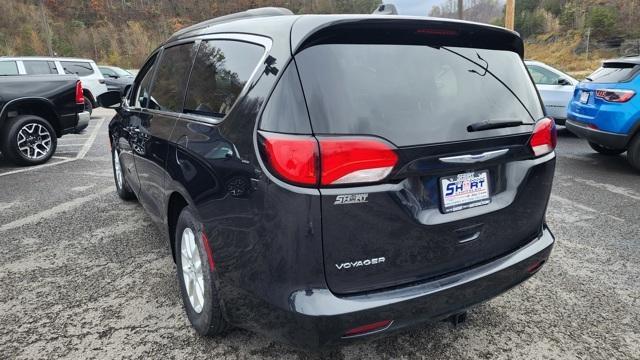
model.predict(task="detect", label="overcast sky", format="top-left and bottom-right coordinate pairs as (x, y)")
top-left (385, 0), bottom-right (445, 16)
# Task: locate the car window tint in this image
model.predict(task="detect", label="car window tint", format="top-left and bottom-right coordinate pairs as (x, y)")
top-left (150, 43), bottom-right (197, 113)
top-left (527, 65), bottom-right (561, 85)
top-left (184, 40), bottom-right (264, 118)
top-left (61, 61), bottom-right (94, 76)
top-left (296, 44), bottom-right (542, 147)
top-left (0, 61), bottom-right (19, 75)
top-left (23, 61), bottom-right (58, 75)
top-left (135, 55), bottom-right (158, 108)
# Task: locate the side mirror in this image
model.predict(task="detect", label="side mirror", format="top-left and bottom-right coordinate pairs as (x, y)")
top-left (557, 78), bottom-right (570, 86)
top-left (97, 90), bottom-right (123, 109)
top-left (110, 74), bottom-right (120, 79)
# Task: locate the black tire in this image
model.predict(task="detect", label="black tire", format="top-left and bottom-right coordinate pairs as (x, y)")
top-left (588, 141), bottom-right (626, 155)
top-left (175, 206), bottom-right (228, 336)
top-left (627, 133), bottom-right (640, 172)
top-left (0, 115), bottom-right (57, 166)
top-left (84, 96), bottom-right (93, 115)
top-left (111, 144), bottom-right (136, 200)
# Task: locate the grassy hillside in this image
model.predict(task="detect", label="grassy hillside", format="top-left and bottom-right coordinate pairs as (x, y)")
top-left (525, 33), bottom-right (618, 79)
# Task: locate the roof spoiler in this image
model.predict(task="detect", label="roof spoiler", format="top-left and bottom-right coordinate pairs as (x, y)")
top-left (292, 18), bottom-right (524, 57)
top-left (169, 7), bottom-right (293, 41)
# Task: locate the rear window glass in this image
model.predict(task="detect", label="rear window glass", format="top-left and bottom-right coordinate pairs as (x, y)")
top-left (24, 60), bottom-right (57, 75)
top-left (587, 63), bottom-right (639, 83)
top-left (296, 44), bottom-right (543, 147)
top-left (61, 61), bottom-right (94, 76)
top-left (0, 61), bottom-right (18, 75)
top-left (184, 40), bottom-right (264, 118)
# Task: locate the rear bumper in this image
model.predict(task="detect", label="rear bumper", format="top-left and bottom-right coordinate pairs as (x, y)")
top-left (566, 119), bottom-right (629, 149)
top-left (241, 225), bottom-right (555, 349)
top-left (75, 111), bottom-right (90, 133)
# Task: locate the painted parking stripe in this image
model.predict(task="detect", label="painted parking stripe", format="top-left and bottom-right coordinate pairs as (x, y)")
top-left (0, 188), bottom-right (112, 232)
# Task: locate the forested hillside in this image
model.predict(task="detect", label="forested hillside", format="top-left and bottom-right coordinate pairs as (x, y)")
top-left (430, 0), bottom-right (640, 75)
top-left (1, 0), bottom-right (639, 74)
top-left (0, 0), bottom-right (378, 68)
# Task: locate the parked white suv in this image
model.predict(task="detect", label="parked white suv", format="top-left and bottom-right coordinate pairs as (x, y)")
top-left (0, 57), bottom-right (108, 114)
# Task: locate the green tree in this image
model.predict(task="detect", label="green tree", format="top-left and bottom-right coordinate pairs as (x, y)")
top-left (588, 6), bottom-right (617, 38)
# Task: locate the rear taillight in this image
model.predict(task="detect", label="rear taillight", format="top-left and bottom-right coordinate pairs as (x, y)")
top-left (261, 133), bottom-right (318, 186)
top-left (259, 132), bottom-right (398, 187)
top-left (319, 138), bottom-right (398, 185)
top-left (75, 81), bottom-right (84, 105)
top-left (595, 89), bottom-right (635, 102)
top-left (529, 117), bottom-right (557, 157)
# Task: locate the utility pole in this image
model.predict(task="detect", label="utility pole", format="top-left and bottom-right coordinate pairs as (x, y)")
top-left (458, 0), bottom-right (464, 20)
top-left (505, 0), bottom-right (515, 30)
top-left (585, 27), bottom-right (591, 60)
top-left (40, 0), bottom-right (53, 56)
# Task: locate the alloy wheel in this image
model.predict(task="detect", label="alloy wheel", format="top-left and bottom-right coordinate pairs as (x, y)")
top-left (17, 123), bottom-right (52, 160)
top-left (113, 150), bottom-right (124, 189)
top-left (181, 227), bottom-right (205, 313)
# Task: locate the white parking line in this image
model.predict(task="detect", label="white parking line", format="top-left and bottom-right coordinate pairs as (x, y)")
top-left (0, 188), bottom-right (112, 232)
top-left (550, 194), bottom-right (625, 222)
top-left (0, 116), bottom-right (105, 178)
top-left (569, 177), bottom-right (640, 201)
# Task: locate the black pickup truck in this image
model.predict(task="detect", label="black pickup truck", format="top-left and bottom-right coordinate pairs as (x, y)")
top-left (0, 74), bottom-right (89, 165)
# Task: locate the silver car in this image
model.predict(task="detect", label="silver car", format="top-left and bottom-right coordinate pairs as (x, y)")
top-left (525, 60), bottom-right (578, 125)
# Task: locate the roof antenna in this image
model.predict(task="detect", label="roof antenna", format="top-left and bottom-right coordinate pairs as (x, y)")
top-left (372, 3), bottom-right (398, 15)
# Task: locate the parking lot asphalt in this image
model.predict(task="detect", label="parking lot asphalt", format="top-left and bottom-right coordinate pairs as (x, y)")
top-left (0, 109), bottom-right (638, 359)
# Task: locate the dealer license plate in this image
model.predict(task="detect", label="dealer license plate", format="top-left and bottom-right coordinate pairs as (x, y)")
top-left (440, 170), bottom-right (491, 213)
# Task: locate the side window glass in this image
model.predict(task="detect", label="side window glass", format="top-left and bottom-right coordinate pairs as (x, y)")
top-left (23, 61), bottom-right (57, 75)
top-left (101, 68), bottom-right (116, 77)
top-left (134, 55), bottom-right (158, 109)
top-left (527, 65), bottom-right (560, 85)
top-left (61, 61), bottom-right (94, 76)
top-left (184, 40), bottom-right (264, 118)
top-left (149, 43), bottom-right (197, 113)
top-left (0, 61), bottom-right (19, 75)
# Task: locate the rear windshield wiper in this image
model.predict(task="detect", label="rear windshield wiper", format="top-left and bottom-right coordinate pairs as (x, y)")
top-left (467, 120), bottom-right (525, 132)
top-left (585, 77), bottom-right (594, 81)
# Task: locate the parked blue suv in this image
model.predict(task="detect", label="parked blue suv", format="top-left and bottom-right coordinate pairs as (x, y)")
top-left (566, 57), bottom-right (640, 171)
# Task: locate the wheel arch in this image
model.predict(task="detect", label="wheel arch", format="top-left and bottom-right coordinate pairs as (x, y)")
top-left (82, 89), bottom-right (97, 106)
top-left (166, 190), bottom-right (190, 262)
top-left (0, 98), bottom-right (62, 137)
top-left (628, 120), bottom-right (640, 144)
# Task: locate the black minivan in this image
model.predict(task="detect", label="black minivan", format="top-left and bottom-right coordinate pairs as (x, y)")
top-left (107, 8), bottom-right (556, 348)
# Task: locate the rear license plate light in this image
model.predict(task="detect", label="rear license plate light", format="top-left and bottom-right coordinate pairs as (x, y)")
top-left (440, 170), bottom-right (490, 213)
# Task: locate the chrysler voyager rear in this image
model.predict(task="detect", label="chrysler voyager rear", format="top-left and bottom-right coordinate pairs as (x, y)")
top-left (108, 10), bottom-right (556, 349)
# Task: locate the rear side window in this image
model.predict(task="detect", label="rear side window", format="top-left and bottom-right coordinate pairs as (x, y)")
top-left (296, 44), bottom-right (542, 147)
top-left (23, 60), bottom-right (57, 75)
top-left (100, 67), bottom-right (116, 77)
top-left (0, 61), bottom-right (18, 75)
top-left (61, 61), bottom-right (94, 76)
top-left (260, 62), bottom-right (312, 134)
top-left (184, 40), bottom-right (264, 118)
top-left (527, 65), bottom-right (562, 85)
top-left (150, 43), bottom-right (197, 113)
top-left (587, 63), bottom-right (639, 83)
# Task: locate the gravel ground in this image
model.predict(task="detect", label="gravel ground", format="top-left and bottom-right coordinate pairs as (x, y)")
top-left (0, 109), bottom-right (638, 359)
